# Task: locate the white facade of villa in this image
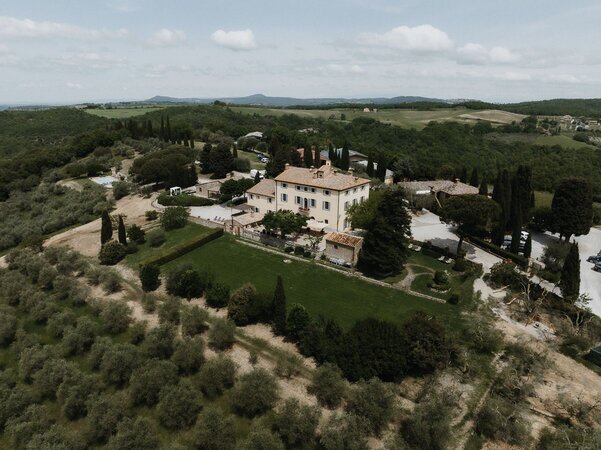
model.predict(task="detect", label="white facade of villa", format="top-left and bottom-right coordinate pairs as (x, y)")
top-left (246, 161), bottom-right (370, 232)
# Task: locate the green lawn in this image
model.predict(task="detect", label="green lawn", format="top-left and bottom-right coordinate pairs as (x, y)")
top-left (85, 107), bottom-right (166, 119)
top-left (164, 235), bottom-right (462, 329)
top-left (236, 150), bottom-right (266, 170)
top-left (125, 223), bottom-right (215, 267)
top-left (534, 133), bottom-right (595, 149)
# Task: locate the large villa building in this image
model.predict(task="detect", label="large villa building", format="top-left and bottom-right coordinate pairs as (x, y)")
top-left (246, 161), bottom-right (370, 232)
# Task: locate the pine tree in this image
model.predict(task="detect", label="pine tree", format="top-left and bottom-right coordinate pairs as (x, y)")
top-left (117, 215), bottom-right (127, 246)
top-left (560, 243), bottom-right (580, 301)
top-left (101, 210), bottom-right (113, 246)
top-left (469, 168), bottom-right (479, 187)
top-left (303, 147), bottom-right (313, 167)
top-left (366, 154), bottom-right (375, 178)
top-left (479, 176), bottom-right (488, 196)
top-left (523, 233), bottom-right (532, 258)
top-left (272, 276), bottom-right (287, 336)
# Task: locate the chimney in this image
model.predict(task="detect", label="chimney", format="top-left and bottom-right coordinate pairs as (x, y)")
top-left (454, 178), bottom-right (460, 184)
top-left (325, 160), bottom-right (331, 168)
top-left (284, 163), bottom-right (290, 170)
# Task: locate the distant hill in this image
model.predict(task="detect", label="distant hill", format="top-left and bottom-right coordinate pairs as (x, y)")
top-left (144, 93), bottom-right (451, 107)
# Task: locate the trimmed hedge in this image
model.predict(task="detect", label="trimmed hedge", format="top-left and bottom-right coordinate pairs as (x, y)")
top-left (467, 237), bottom-right (528, 268)
top-left (141, 228), bottom-right (224, 267)
top-left (158, 193), bottom-right (215, 207)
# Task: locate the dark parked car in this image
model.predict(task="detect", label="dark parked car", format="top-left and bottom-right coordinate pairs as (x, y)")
top-left (587, 255), bottom-right (601, 263)
top-left (594, 262), bottom-right (601, 272)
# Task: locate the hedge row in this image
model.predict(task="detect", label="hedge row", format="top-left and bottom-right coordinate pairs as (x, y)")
top-left (158, 193), bottom-right (215, 207)
top-left (467, 236), bottom-right (528, 268)
top-left (141, 228), bottom-right (224, 267)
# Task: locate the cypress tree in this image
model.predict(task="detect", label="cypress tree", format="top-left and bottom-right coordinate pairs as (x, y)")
top-left (160, 116), bottom-right (165, 141)
top-left (146, 120), bottom-right (153, 137)
top-left (268, 137), bottom-right (281, 157)
top-left (272, 276), bottom-right (287, 336)
top-left (166, 116), bottom-right (172, 143)
top-left (232, 145), bottom-right (238, 158)
top-left (479, 176), bottom-right (488, 196)
top-left (469, 168), bottom-right (479, 187)
top-left (140, 264), bottom-right (161, 292)
top-left (313, 147), bottom-right (322, 167)
top-left (254, 171), bottom-right (261, 184)
top-left (117, 215), bottom-right (127, 246)
top-left (530, 191), bottom-right (535, 209)
top-left (328, 143), bottom-right (334, 163)
top-left (340, 142), bottom-right (350, 171)
top-left (460, 166), bottom-right (468, 183)
top-left (551, 178), bottom-right (593, 241)
top-left (366, 154), bottom-right (375, 178)
top-left (560, 243), bottom-right (581, 301)
top-left (501, 169), bottom-right (512, 229)
top-left (509, 175), bottom-right (522, 254)
top-left (101, 211), bottom-right (113, 246)
top-left (523, 233), bottom-right (532, 258)
top-left (376, 155), bottom-right (387, 181)
top-left (303, 147), bottom-right (313, 167)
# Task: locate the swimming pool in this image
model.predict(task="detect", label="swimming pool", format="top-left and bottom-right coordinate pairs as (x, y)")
top-left (91, 176), bottom-right (118, 186)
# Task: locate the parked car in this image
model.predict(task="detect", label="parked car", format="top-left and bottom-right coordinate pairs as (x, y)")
top-left (593, 262), bottom-right (601, 272)
top-left (260, 157), bottom-right (270, 163)
top-left (587, 255), bottom-right (601, 263)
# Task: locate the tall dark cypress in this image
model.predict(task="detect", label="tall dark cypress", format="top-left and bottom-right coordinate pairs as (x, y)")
top-left (159, 116), bottom-right (165, 141)
top-left (501, 169), bottom-right (512, 229)
top-left (313, 147), bottom-right (322, 167)
top-left (100, 211), bottom-right (112, 246)
top-left (560, 243), bottom-right (581, 301)
top-left (523, 233), bottom-right (532, 258)
top-left (376, 155), bottom-right (387, 181)
top-left (340, 142), bottom-right (350, 171)
top-left (479, 176), bottom-right (488, 196)
top-left (166, 116), bottom-right (172, 143)
top-left (117, 215), bottom-right (127, 246)
top-left (509, 175), bottom-right (522, 254)
top-left (460, 166), bottom-right (468, 183)
top-left (272, 276), bottom-right (287, 336)
top-left (366, 154), bottom-right (375, 178)
top-left (146, 120), bottom-right (153, 137)
top-left (303, 147), bottom-right (313, 167)
top-left (469, 168), bottom-right (479, 187)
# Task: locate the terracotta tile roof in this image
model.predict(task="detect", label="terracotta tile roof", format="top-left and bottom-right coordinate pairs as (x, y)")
top-left (275, 163), bottom-right (370, 191)
top-left (399, 180), bottom-right (479, 196)
top-left (246, 179), bottom-right (276, 197)
top-left (326, 232), bottom-right (363, 248)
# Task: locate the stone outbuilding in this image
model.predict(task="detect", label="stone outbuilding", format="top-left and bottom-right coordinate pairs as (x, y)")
top-left (324, 232), bottom-right (363, 266)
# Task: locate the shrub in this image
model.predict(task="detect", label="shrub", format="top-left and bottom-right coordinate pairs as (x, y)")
top-left (205, 282), bottom-right (230, 308)
top-left (166, 264), bottom-right (205, 300)
top-left (433, 270), bottom-right (448, 285)
top-left (453, 258), bottom-right (468, 272)
top-left (286, 303), bottom-right (311, 342)
top-left (447, 294), bottom-right (460, 305)
top-left (141, 293), bottom-right (157, 313)
top-left (85, 394), bottom-right (125, 444)
top-left (112, 181), bottom-right (130, 200)
top-left (231, 368), bottom-right (279, 418)
top-left (161, 206), bottom-right (189, 230)
top-left (100, 301), bottom-right (132, 335)
top-left (272, 398), bottom-right (320, 448)
top-left (198, 356), bottom-right (236, 398)
top-left (274, 353), bottom-right (303, 379)
top-left (98, 241), bottom-right (126, 265)
top-left (158, 193), bottom-right (214, 207)
top-left (181, 305), bottom-right (209, 336)
top-left (99, 269), bottom-right (122, 294)
top-left (57, 371), bottom-right (96, 421)
top-left (294, 246), bottom-right (304, 255)
top-left (129, 359), bottom-right (178, 406)
top-left (145, 210), bottom-right (158, 221)
top-left (33, 358), bottom-right (74, 399)
top-left (158, 296), bottom-right (181, 325)
top-left (308, 362), bottom-right (346, 409)
top-left (193, 407), bottom-right (237, 450)
top-left (143, 323), bottom-right (176, 359)
top-left (0, 385), bottom-right (35, 430)
top-left (0, 309), bottom-right (18, 347)
top-left (107, 417), bottom-right (160, 450)
top-left (146, 229), bottom-right (166, 247)
top-left (26, 424), bottom-right (85, 450)
top-left (319, 413), bottom-right (369, 450)
top-left (100, 344), bottom-right (141, 387)
top-left (284, 246), bottom-right (293, 253)
top-left (127, 225), bottom-right (145, 244)
top-left (238, 426), bottom-right (284, 450)
top-left (88, 337), bottom-right (113, 370)
top-left (227, 283), bottom-right (258, 326)
top-left (47, 311), bottom-right (77, 338)
top-left (345, 378), bottom-right (394, 436)
top-left (475, 397), bottom-right (531, 445)
top-left (157, 380), bottom-right (202, 430)
top-left (171, 336), bottom-right (205, 375)
top-left (4, 404), bottom-right (53, 449)
top-left (208, 318), bottom-right (235, 351)
top-left (139, 264), bottom-right (160, 292)
top-left (129, 321), bottom-right (146, 345)
top-left (61, 317), bottom-right (97, 356)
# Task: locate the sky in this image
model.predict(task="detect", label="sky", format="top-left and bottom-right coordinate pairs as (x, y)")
top-left (1, 0), bottom-right (601, 104)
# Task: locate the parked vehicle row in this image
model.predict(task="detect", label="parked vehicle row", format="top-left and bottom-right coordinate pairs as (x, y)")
top-left (587, 250), bottom-right (601, 272)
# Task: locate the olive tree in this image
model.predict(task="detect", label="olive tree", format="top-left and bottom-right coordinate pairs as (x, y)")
top-left (193, 407), bottom-right (237, 450)
top-left (157, 380), bottom-right (202, 430)
top-left (129, 359), bottom-right (178, 406)
top-left (231, 368), bottom-right (279, 418)
top-left (198, 356), bottom-right (237, 399)
top-left (171, 336), bottom-right (205, 375)
top-left (100, 301), bottom-right (132, 335)
top-left (272, 398), bottom-right (320, 448)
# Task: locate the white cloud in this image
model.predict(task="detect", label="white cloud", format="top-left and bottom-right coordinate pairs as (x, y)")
top-left (541, 74), bottom-right (584, 84)
top-left (66, 82), bottom-right (83, 89)
top-left (211, 29), bottom-right (257, 51)
top-left (147, 28), bottom-right (186, 47)
top-left (0, 16), bottom-right (128, 40)
top-left (456, 43), bottom-right (520, 65)
top-left (358, 25), bottom-right (453, 52)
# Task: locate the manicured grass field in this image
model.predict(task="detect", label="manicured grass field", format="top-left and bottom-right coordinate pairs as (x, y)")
top-left (164, 235), bottom-right (462, 329)
top-left (85, 107), bottom-right (166, 119)
top-left (236, 150), bottom-right (266, 170)
top-left (535, 133), bottom-right (595, 149)
top-left (125, 223), bottom-right (215, 267)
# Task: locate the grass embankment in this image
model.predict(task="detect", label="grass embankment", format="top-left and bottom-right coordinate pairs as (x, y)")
top-left (163, 234), bottom-right (463, 329)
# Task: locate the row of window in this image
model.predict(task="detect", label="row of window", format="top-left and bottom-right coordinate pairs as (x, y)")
top-left (280, 182), bottom-right (366, 196)
top-left (344, 197), bottom-right (365, 210)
